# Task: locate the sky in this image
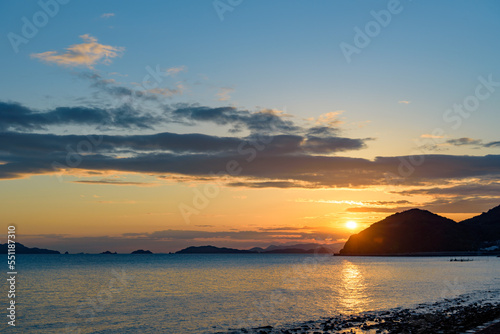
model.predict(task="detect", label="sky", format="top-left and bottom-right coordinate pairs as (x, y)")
top-left (1, 0), bottom-right (499, 253)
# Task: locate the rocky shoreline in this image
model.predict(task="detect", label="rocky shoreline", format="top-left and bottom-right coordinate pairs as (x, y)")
top-left (221, 292), bottom-right (500, 334)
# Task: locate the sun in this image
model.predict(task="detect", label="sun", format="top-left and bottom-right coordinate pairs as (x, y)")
top-left (346, 220), bottom-right (357, 230)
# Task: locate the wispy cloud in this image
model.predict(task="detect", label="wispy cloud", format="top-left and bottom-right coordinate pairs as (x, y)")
top-left (216, 87), bottom-right (234, 101)
top-left (31, 34), bottom-right (124, 68)
top-left (485, 141), bottom-right (500, 148)
top-left (346, 206), bottom-right (408, 213)
top-left (166, 66), bottom-right (187, 76)
top-left (315, 111), bottom-right (344, 126)
top-left (109, 72), bottom-right (128, 77)
top-left (418, 136), bottom-right (500, 150)
top-left (420, 134), bottom-right (445, 139)
top-left (398, 100), bottom-right (411, 104)
top-left (146, 84), bottom-right (184, 97)
top-left (100, 13), bottom-right (115, 19)
top-left (74, 179), bottom-right (153, 186)
top-left (296, 199), bottom-right (410, 206)
top-left (446, 137), bottom-right (483, 147)
top-left (394, 182), bottom-right (500, 197)
top-left (0, 101), bottom-right (164, 131)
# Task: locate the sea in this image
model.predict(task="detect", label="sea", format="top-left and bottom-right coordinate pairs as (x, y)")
top-left (12, 254), bottom-right (500, 333)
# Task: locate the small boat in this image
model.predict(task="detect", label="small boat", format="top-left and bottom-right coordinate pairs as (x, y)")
top-left (449, 258), bottom-right (473, 262)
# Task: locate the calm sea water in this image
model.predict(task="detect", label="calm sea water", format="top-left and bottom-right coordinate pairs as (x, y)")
top-left (11, 254), bottom-right (500, 333)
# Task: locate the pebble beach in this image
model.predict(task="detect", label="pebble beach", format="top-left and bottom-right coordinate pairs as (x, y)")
top-left (222, 292), bottom-right (500, 334)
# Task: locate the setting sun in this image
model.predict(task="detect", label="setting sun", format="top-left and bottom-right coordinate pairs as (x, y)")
top-left (346, 220), bottom-right (357, 230)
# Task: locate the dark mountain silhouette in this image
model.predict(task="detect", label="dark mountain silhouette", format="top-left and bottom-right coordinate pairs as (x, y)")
top-left (0, 242), bottom-right (60, 254)
top-left (131, 249), bottom-right (153, 254)
top-left (460, 205), bottom-right (500, 242)
top-left (176, 245), bottom-right (255, 254)
top-left (249, 247), bottom-right (265, 252)
top-left (176, 243), bottom-right (339, 254)
top-left (339, 208), bottom-right (483, 255)
top-left (100, 251), bottom-right (117, 254)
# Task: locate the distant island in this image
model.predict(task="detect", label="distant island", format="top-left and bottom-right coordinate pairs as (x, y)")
top-left (0, 242), bottom-right (60, 254)
top-left (100, 251), bottom-right (117, 255)
top-left (339, 204), bottom-right (500, 255)
top-left (175, 243), bottom-right (340, 254)
top-left (176, 245), bottom-right (254, 254)
top-left (131, 249), bottom-right (153, 254)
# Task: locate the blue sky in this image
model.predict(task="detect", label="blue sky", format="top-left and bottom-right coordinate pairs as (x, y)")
top-left (2, 0), bottom-right (500, 156)
top-left (1, 0), bottom-right (500, 252)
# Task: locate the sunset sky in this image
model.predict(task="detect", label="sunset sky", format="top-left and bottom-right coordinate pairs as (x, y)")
top-left (1, 0), bottom-right (500, 253)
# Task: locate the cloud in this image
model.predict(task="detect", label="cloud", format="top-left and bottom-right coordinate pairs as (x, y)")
top-left (73, 179), bottom-right (152, 186)
top-left (146, 84), bottom-right (184, 97)
top-left (109, 72), bottom-right (128, 77)
top-left (169, 105), bottom-right (301, 134)
top-left (398, 100), bottom-right (411, 104)
top-left (216, 87), bottom-right (234, 101)
top-left (0, 101), bottom-right (164, 131)
top-left (446, 137), bottom-right (483, 146)
top-left (371, 200), bottom-right (412, 205)
top-left (346, 207), bottom-right (409, 213)
top-left (394, 182), bottom-right (500, 197)
top-left (79, 73), bottom-right (350, 136)
top-left (1, 130), bottom-right (499, 189)
top-left (297, 199), bottom-right (411, 206)
top-left (2, 92), bottom-right (499, 190)
top-left (81, 72), bottom-right (184, 106)
top-left (130, 228), bottom-right (344, 245)
top-left (420, 134), bottom-right (445, 139)
top-left (306, 126), bottom-right (339, 137)
top-left (420, 137), bottom-right (500, 149)
top-left (302, 136), bottom-right (370, 153)
top-left (485, 141), bottom-right (500, 148)
top-left (101, 13), bottom-right (115, 19)
top-left (422, 197), bottom-right (500, 214)
top-left (166, 66), bottom-right (187, 76)
top-left (315, 111), bottom-right (344, 126)
top-left (227, 181), bottom-right (300, 188)
top-left (346, 197), bottom-right (500, 214)
top-left (0, 132), bottom-right (369, 161)
top-left (82, 72), bottom-right (162, 103)
top-left (31, 34), bottom-right (124, 68)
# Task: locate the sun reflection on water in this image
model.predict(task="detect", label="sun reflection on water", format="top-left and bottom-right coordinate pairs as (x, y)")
top-left (338, 260), bottom-right (369, 314)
